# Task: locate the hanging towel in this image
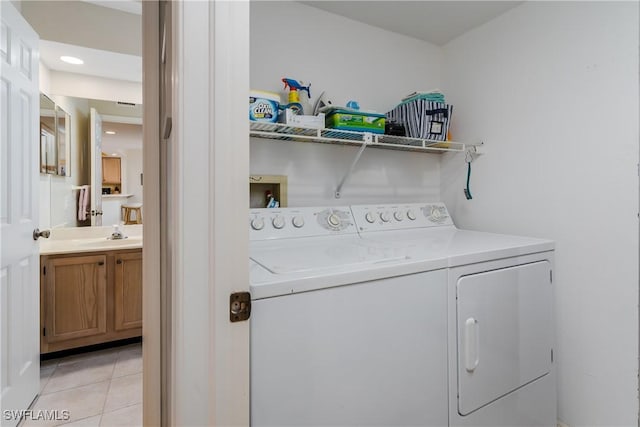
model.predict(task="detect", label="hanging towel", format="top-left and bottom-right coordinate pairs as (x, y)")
top-left (77, 187), bottom-right (85, 221)
top-left (78, 185), bottom-right (90, 221)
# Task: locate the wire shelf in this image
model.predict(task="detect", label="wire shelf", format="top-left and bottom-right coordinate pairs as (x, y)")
top-left (249, 122), bottom-right (466, 153)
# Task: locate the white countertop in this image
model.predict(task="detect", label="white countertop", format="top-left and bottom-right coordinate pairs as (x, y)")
top-left (102, 194), bottom-right (133, 199)
top-left (40, 225), bottom-right (143, 255)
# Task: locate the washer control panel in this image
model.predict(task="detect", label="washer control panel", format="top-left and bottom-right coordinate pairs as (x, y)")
top-left (250, 206), bottom-right (356, 240)
top-left (351, 203), bottom-right (453, 232)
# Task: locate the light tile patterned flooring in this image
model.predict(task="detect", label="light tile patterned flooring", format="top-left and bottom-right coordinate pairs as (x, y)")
top-left (23, 344), bottom-right (142, 427)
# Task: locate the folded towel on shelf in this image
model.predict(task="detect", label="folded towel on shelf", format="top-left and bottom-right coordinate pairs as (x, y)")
top-left (401, 92), bottom-right (445, 105)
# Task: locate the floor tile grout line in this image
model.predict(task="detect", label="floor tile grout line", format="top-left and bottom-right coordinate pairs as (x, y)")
top-left (41, 352), bottom-right (121, 395)
top-left (35, 345), bottom-right (142, 426)
top-left (56, 412), bottom-right (101, 427)
top-left (101, 401), bottom-right (143, 417)
top-left (40, 375), bottom-right (113, 397)
top-left (99, 356), bottom-right (120, 416)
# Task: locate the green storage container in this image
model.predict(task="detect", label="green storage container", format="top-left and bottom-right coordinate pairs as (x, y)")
top-left (325, 109), bottom-right (385, 134)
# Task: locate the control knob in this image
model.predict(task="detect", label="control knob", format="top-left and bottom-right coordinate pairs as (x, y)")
top-left (272, 215), bottom-right (285, 229)
top-left (292, 215), bottom-right (305, 228)
top-left (393, 211), bottom-right (403, 221)
top-left (379, 212), bottom-right (390, 223)
top-left (251, 218), bottom-right (265, 230)
top-left (365, 212), bottom-right (375, 223)
top-left (327, 213), bottom-right (341, 228)
top-left (407, 210), bottom-right (417, 220)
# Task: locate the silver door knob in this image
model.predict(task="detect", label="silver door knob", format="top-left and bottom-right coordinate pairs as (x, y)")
top-left (33, 228), bottom-right (51, 240)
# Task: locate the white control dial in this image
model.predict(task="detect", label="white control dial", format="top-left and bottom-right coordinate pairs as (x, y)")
top-left (407, 210), bottom-right (417, 220)
top-left (292, 215), bottom-right (305, 228)
top-left (365, 212), bottom-right (375, 223)
top-left (251, 218), bottom-right (265, 230)
top-left (393, 211), bottom-right (403, 221)
top-left (327, 213), bottom-right (341, 228)
top-left (272, 215), bottom-right (285, 229)
top-left (379, 212), bottom-right (390, 223)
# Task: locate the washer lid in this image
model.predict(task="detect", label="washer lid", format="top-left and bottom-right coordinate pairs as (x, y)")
top-left (359, 228), bottom-right (554, 266)
top-left (250, 235), bottom-right (407, 275)
top-left (249, 235), bottom-right (448, 299)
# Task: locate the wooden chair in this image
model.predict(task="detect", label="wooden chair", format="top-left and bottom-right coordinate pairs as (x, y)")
top-left (122, 203), bottom-right (143, 225)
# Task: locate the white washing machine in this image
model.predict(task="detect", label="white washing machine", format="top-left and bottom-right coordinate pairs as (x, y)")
top-left (352, 203), bottom-right (557, 427)
top-left (249, 206), bottom-right (449, 427)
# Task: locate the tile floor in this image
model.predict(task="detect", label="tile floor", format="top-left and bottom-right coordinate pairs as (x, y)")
top-left (22, 344), bottom-right (142, 427)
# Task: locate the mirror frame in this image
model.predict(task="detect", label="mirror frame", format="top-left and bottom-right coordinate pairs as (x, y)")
top-left (39, 93), bottom-right (71, 177)
top-left (39, 93), bottom-right (56, 174)
top-left (55, 104), bottom-right (71, 177)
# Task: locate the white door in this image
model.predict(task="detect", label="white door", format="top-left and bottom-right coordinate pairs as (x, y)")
top-left (0, 3), bottom-right (41, 426)
top-left (90, 108), bottom-right (103, 226)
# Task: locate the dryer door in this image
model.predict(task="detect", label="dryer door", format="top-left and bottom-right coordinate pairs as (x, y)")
top-left (457, 261), bottom-right (552, 416)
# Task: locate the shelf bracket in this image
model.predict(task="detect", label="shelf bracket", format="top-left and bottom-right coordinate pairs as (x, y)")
top-left (464, 141), bottom-right (484, 163)
top-left (335, 133), bottom-right (372, 198)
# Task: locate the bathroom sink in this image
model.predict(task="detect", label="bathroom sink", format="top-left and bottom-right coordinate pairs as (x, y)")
top-left (69, 236), bottom-right (143, 248)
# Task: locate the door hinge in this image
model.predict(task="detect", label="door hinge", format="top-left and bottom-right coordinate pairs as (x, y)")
top-left (230, 292), bottom-right (251, 323)
top-left (43, 327), bottom-right (46, 337)
top-left (551, 348), bottom-right (554, 362)
top-left (550, 270), bottom-right (553, 283)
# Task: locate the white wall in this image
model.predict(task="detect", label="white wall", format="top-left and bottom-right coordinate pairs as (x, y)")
top-left (101, 123), bottom-right (143, 203)
top-left (39, 63), bottom-right (91, 228)
top-left (441, 2), bottom-right (639, 425)
top-left (47, 95), bottom-right (89, 228)
top-left (124, 149), bottom-right (143, 203)
top-left (251, 1), bottom-right (443, 206)
top-left (50, 71), bottom-right (142, 104)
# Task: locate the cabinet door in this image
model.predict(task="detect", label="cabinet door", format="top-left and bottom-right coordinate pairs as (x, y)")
top-left (114, 251), bottom-right (143, 331)
top-left (44, 255), bottom-right (107, 343)
top-left (102, 157), bottom-right (121, 184)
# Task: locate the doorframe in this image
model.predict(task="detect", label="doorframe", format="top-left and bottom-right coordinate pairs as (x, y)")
top-left (142, 1), bottom-right (251, 425)
top-left (141, 1), bottom-right (161, 425)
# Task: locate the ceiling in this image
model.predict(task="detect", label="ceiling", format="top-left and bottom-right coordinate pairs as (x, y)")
top-left (21, 1), bottom-right (522, 84)
top-left (299, 1), bottom-right (523, 46)
top-left (40, 40), bottom-right (142, 83)
top-left (20, 1), bottom-right (142, 83)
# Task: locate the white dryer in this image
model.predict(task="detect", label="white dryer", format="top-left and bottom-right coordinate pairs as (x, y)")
top-left (249, 206), bottom-right (449, 427)
top-left (352, 203), bottom-right (557, 427)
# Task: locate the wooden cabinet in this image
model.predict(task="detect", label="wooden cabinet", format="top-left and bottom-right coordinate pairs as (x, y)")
top-left (41, 248), bottom-right (142, 354)
top-left (102, 156), bottom-right (121, 185)
top-left (114, 251), bottom-right (142, 331)
top-left (43, 255), bottom-right (107, 343)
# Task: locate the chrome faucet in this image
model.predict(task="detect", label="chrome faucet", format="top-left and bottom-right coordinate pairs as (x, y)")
top-left (110, 224), bottom-right (126, 240)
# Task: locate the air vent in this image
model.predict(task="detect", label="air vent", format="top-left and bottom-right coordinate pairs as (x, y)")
top-left (116, 101), bottom-right (137, 108)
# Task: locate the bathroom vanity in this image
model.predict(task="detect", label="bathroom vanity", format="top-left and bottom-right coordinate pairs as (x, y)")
top-left (39, 226), bottom-right (143, 354)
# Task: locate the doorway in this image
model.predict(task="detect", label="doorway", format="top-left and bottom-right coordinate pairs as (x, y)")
top-left (17, 2), bottom-right (149, 426)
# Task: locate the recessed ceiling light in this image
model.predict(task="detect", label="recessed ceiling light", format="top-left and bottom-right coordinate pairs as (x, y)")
top-left (111, 153), bottom-right (118, 156)
top-left (105, 130), bottom-right (116, 135)
top-left (60, 56), bottom-right (84, 65)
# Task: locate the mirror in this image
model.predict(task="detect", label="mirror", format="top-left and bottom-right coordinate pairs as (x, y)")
top-left (40, 93), bottom-right (72, 176)
top-left (39, 95), bottom-right (143, 228)
top-left (39, 94), bottom-right (56, 174)
top-left (56, 104), bottom-right (70, 176)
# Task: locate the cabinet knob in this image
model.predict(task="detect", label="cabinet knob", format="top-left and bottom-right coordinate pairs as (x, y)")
top-left (116, 259), bottom-right (122, 264)
top-left (98, 261), bottom-right (104, 266)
